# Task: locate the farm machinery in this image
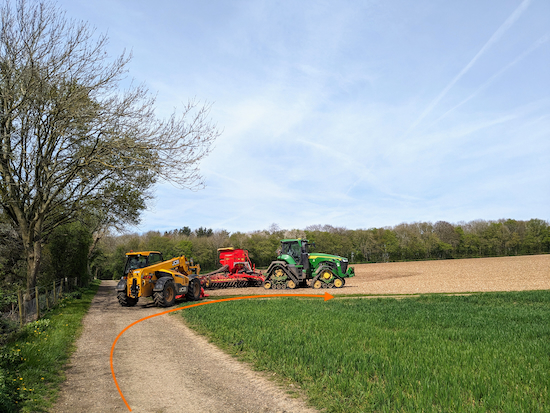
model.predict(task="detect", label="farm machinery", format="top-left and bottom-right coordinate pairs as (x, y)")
top-left (263, 238), bottom-right (354, 289)
top-left (116, 251), bottom-right (203, 307)
top-left (199, 248), bottom-right (264, 289)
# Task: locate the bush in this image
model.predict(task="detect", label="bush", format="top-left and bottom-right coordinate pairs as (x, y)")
top-left (0, 347), bottom-right (19, 412)
top-left (0, 317), bottom-right (18, 346)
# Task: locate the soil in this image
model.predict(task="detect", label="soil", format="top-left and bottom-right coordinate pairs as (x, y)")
top-left (53, 254), bottom-right (549, 412)
top-left (205, 254), bottom-right (550, 297)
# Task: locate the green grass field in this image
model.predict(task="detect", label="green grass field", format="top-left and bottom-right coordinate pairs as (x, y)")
top-left (181, 291), bottom-right (550, 412)
top-left (0, 281), bottom-right (100, 413)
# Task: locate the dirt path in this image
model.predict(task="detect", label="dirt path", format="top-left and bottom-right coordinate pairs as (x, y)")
top-left (53, 280), bottom-right (317, 413)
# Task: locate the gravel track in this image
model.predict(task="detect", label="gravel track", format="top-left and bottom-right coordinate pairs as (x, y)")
top-left (52, 281), bottom-right (317, 413)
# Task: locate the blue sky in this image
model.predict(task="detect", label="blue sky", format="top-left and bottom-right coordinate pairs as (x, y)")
top-left (58, 0), bottom-right (549, 233)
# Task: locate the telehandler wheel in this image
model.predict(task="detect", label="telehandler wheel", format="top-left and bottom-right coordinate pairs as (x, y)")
top-left (186, 278), bottom-right (201, 301)
top-left (117, 290), bottom-right (138, 307)
top-left (154, 279), bottom-right (176, 307)
top-left (333, 278), bottom-right (344, 288)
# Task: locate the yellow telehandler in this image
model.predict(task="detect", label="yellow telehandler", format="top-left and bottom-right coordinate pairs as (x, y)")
top-left (115, 251), bottom-right (202, 307)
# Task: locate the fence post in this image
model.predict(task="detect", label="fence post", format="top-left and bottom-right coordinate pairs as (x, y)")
top-left (18, 290), bottom-right (24, 327)
top-left (35, 286), bottom-right (40, 320)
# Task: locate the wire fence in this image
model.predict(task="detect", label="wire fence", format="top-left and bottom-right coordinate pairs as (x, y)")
top-left (0, 277), bottom-right (90, 327)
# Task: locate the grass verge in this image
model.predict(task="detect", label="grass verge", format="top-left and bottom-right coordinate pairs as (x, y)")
top-left (181, 290), bottom-right (550, 412)
top-left (0, 280), bottom-right (100, 412)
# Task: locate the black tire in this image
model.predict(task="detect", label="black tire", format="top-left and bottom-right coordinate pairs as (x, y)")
top-left (153, 279), bottom-right (176, 307)
top-left (186, 278), bottom-right (201, 301)
top-left (117, 290), bottom-right (138, 307)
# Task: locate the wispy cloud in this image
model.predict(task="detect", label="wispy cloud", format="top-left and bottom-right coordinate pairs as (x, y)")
top-left (59, 0), bottom-right (549, 232)
top-left (406, 0), bottom-right (532, 134)
top-left (429, 33), bottom-right (550, 128)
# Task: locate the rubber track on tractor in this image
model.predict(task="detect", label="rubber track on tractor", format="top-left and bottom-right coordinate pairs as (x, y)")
top-left (311, 266), bottom-right (346, 289)
top-left (264, 264), bottom-right (345, 290)
top-left (264, 262), bottom-right (299, 290)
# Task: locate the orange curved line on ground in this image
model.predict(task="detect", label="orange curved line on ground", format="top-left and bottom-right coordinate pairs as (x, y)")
top-left (110, 292), bottom-right (334, 411)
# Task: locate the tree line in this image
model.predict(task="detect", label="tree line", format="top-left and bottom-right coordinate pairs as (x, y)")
top-left (88, 218), bottom-right (549, 280)
top-left (1, 216), bottom-right (548, 294)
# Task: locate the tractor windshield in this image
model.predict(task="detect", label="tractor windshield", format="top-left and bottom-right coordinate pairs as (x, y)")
top-left (281, 242), bottom-right (301, 263)
top-left (124, 255), bottom-right (149, 276)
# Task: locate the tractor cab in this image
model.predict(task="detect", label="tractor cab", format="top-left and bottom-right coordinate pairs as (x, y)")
top-left (123, 251), bottom-right (164, 278)
top-left (280, 240), bottom-right (301, 263)
top-left (279, 239), bottom-right (312, 269)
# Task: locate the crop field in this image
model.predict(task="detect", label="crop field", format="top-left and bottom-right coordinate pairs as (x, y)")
top-left (204, 254), bottom-right (550, 297)
top-left (183, 255), bottom-right (550, 411)
top-left (181, 291), bottom-right (550, 412)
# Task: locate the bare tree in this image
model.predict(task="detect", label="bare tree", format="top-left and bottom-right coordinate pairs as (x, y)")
top-left (0, 0), bottom-right (220, 296)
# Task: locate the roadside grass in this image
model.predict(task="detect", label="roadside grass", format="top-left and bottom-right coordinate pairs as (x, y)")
top-left (181, 290), bottom-right (550, 412)
top-left (0, 280), bottom-right (100, 413)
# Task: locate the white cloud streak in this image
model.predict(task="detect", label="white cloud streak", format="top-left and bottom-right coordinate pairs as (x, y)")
top-left (406, 0), bottom-right (532, 134)
top-left (429, 32), bottom-right (550, 128)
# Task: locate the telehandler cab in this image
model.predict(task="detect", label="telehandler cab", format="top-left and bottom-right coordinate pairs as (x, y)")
top-left (116, 251), bottom-right (202, 307)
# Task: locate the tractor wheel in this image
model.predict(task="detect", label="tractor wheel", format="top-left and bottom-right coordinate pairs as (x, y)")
top-left (186, 278), bottom-right (201, 301)
top-left (263, 280), bottom-right (272, 289)
top-left (117, 290), bottom-right (138, 307)
top-left (313, 279), bottom-right (322, 289)
top-left (153, 279), bottom-right (176, 307)
top-left (333, 278), bottom-right (344, 288)
top-left (286, 279), bottom-right (297, 289)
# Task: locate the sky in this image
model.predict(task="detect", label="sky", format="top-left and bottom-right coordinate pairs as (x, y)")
top-left (56, 0), bottom-right (549, 234)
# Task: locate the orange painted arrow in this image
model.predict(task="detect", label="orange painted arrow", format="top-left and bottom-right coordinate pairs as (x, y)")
top-left (110, 292), bottom-right (334, 411)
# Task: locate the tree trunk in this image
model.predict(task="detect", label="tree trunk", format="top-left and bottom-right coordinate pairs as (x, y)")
top-left (11, 210), bottom-right (43, 301)
top-left (22, 234), bottom-right (43, 301)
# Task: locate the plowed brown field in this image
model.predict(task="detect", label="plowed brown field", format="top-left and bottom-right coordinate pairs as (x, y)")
top-left (204, 254), bottom-right (550, 297)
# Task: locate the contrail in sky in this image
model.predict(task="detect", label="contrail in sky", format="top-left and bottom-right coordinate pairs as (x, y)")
top-left (429, 32), bottom-right (550, 128)
top-left (406, 0), bottom-right (532, 135)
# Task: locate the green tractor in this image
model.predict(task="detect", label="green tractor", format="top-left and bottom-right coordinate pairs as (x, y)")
top-left (263, 238), bottom-right (355, 289)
